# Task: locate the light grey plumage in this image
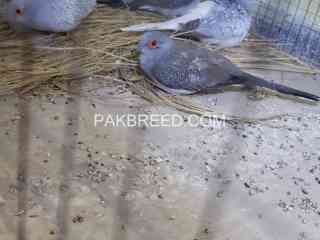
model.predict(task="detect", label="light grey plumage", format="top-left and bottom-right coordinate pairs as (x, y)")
top-left (3, 0), bottom-right (96, 32)
top-left (123, 0), bottom-right (252, 48)
top-left (99, 0), bottom-right (200, 17)
top-left (235, 0), bottom-right (259, 14)
top-left (138, 31), bottom-right (319, 101)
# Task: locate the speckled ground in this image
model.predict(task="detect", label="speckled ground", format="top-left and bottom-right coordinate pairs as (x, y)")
top-left (0, 68), bottom-right (320, 240)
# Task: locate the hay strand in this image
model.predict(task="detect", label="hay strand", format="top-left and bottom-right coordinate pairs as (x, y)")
top-left (0, 5), bottom-right (317, 124)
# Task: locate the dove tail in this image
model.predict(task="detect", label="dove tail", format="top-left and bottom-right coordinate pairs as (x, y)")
top-left (237, 73), bottom-right (320, 101)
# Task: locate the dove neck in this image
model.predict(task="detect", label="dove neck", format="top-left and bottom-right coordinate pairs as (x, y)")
top-left (140, 49), bottom-right (166, 73)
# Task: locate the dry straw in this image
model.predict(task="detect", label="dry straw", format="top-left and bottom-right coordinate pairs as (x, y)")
top-left (0, 5), bottom-right (318, 123)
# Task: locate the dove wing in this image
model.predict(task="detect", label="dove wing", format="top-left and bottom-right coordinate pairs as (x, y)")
top-left (149, 41), bottom-right (241, 92)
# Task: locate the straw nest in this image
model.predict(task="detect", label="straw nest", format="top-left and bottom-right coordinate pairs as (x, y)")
top-left (0, 5), bottom-right (318, 123)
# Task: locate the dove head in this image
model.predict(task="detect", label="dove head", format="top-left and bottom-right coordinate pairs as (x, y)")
top-left (4, 0), bottom-right (31, 31)
top-left (138, 31), bottom-right (174, 70)
top-left (4, 0), bottom-right (62, 32)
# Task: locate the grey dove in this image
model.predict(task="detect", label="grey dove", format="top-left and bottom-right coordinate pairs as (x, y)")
top-left (123, 0), bottom-right (252, 48)
top-left (138, 31), bottom-right (319, 101)
top-left (3, 0), bottom-right (96, 32)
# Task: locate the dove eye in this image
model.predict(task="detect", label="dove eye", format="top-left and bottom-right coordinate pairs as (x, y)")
top-left (16, 8), bottom-right (22, 16)
top-left (148, 39), bottom-right (158, 49)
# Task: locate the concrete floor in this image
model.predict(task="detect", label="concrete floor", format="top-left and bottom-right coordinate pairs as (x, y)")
top-left (0, 68), bottom-right (320, 240)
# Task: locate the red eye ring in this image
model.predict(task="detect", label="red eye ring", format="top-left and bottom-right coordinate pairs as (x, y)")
top-left (148, 39), bottom-right (158, 49)
top-left (16, 8), bottom-right (22, 16)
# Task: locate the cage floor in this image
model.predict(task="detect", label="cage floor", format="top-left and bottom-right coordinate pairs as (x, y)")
top-left (0, 61), bottom-right (320, 240)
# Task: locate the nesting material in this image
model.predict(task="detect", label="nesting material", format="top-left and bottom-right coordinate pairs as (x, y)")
top-left (0, 6), bottom-right (161, 95)
top-left (0, 5), bottom-right (318, 122)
